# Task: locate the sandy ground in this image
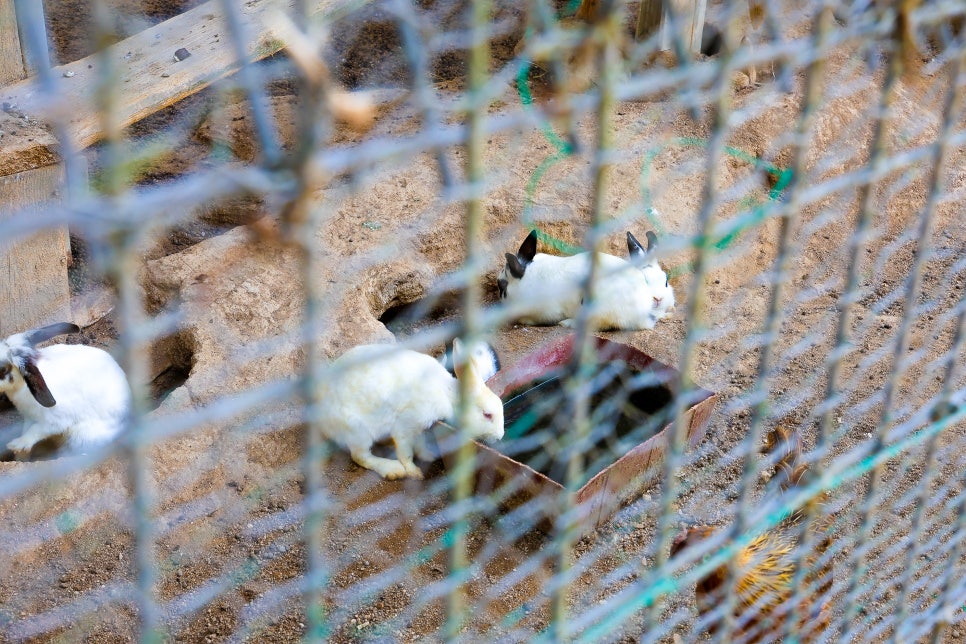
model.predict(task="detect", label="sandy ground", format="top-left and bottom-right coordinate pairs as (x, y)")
top-left (0, 1), bottom-right (965, 642)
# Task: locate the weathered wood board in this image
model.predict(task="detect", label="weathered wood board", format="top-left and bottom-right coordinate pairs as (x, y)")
top-left (0, 0), bottom-right (70, 338)
top-left (0, 0), bottom-right (349, 152)
top-left (0, 0), bottom-right (26, 85)
top-left (0, 164), bottom-right (71, 337)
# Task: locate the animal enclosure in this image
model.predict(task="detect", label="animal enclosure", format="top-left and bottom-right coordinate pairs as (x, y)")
top-left (0, 0), bottom-right (965, 642)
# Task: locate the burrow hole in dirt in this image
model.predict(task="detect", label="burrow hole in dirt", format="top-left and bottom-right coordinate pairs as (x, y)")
top-left (149, 329), bottom-right (197, 410)
top-left (500, 361), bottom-right (675, 483)
top-left (378, 290), bottom-right (465, 339)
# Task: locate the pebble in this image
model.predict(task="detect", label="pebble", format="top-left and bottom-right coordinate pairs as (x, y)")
top-left (63, 70), bottom-right (75, 78)
top-left (174, 48), bottom-right (192, 62)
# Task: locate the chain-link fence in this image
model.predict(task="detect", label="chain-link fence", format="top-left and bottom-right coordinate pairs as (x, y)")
top-left (1, 0), bottom-right (965, 641)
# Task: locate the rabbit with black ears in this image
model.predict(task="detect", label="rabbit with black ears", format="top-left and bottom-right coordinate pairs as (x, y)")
top-left (318, 338), bottom-right (504, 480)
top-left (0, 322), bottom-right (131, 459)
top-left (497, 225), bottom-right (675, 330)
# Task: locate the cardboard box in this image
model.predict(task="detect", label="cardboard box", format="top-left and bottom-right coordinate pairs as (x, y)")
top-left (440, 334), bottom-right (717, 536)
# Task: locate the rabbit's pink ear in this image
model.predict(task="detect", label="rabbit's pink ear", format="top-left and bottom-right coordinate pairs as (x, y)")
top-left (13, 351), bottom-right (56, 407)
top-left (451, 338), bottom-right (467, 379)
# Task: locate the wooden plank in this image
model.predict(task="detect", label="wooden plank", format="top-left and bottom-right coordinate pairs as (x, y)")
top-left (0, 0), bottom-right (26, 85)
top-left (0, 0), bottom-right (347, 153)
top-left (0, 109), bottom-right (60, 178)
top-left (0, 164), bottom-right (71, 337)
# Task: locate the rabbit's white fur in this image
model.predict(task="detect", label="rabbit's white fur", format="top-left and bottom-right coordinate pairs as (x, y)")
top-left (498, 229), bottom-right (675, 330)
top-left (437, 339), bottom-right (501, 382)
top-left (318, 339), bottom-right (504, 480)
top-left (0, 328), bottom-right (130, 459)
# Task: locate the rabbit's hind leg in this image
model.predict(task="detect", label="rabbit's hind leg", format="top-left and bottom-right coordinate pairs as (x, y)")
top-left (392, 436), bottom-right (424, 480)
top-left (7, 423), bottom-right (61, 460)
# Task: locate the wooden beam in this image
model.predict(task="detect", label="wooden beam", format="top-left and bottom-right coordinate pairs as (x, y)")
top-left (0, 164), bottom-right (71, 337)
top-left (0, 0), bottom-right (26, 85)
top-left (0, 0), bottom-right (347, 153)
top-left (0, 110), bottom-right (60, 178)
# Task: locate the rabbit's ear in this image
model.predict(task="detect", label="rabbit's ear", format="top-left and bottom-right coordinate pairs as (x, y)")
top-left (451, 338), bottom-right (477, 382)
top-left (451, 338), bottom-right (464, 379)
top-left (13, 350), bottom-right (56, 407)
top-left (24, 322), bottom-right (79, 347)
top-left (505, 253), bottom-right (527, 279)
top-left (454, 353), bottom-right (484, 387)
top-left (645, 231), bottom-right (658, 252)
top-left (626, 231), bottom-right (647, 260)
top-left (517, 230), bottom-right (538, 264)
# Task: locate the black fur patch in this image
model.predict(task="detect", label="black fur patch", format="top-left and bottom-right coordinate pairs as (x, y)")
top-left (17, 352), bottom-right (56, 407)
top-left (24, 322), bottom-right (79, 347)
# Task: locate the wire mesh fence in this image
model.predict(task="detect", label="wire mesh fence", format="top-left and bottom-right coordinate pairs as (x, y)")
top-left (1, 0), bottom-right (965, 641)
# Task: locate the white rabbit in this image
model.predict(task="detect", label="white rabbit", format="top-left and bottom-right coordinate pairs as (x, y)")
top-left (497, 228), bottom-right (675, 330)
top-left (318, 338), bottom-right (504, 480)
top-left (437, 339), bottom-right (501, 382)
top-left (0, 323), bottom-right (131, 460)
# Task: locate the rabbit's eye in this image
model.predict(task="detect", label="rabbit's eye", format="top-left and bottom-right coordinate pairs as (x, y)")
top-left (0, 365), bottom-right (9, 379)
top-left (483, 412), bottom-right (494, 421)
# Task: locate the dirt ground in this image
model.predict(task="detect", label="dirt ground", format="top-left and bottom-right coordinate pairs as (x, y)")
top-left (1, 1), bottom-right (965, 642)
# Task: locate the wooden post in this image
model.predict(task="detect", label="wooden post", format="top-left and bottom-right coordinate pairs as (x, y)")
top-left (636, 0), bottom-right (706, 56)
top-left (0, 0), bottom-right (71, 337)
top-left (0, 0), bottom-right (27, 85)
top-left (0, 166), bottom-right (71, 336)
top-left (635, 0), bottom-right (664, 42)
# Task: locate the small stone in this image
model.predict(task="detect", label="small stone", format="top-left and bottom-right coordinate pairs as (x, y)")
top-left (63, 70), bottom-right (75, 78)
top-left (161, 73), bottom-right (170, 78)
top-left (174, 47), bottom-right (192, 62)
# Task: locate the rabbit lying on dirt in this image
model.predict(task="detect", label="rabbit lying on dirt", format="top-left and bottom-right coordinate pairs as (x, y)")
top-left (0, 323), bottom-right (130, 460)
top-left (498, 228), bottom-right (674, 330)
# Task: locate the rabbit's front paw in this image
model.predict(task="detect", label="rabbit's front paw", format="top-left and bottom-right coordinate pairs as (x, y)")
top-left (402, 462), bottom-right (424, 480)
top-left (379, 461), bottom-right (409, 480)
